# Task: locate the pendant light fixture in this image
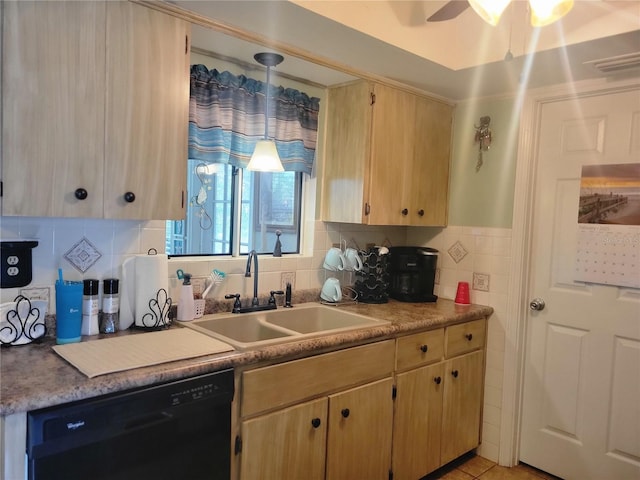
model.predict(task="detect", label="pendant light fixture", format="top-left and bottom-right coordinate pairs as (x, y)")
top-left (247, 52), bottom-right (285, 172)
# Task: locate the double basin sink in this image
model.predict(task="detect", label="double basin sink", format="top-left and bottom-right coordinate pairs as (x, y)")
top-left (182, 303), bottom-right (390, 349)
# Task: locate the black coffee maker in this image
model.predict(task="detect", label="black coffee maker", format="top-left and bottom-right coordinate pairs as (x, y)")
top-left (388, 246), bottom-right (438, 302)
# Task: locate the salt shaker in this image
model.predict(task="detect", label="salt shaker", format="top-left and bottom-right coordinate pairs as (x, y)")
top-left (81, 279), bottom-right (100, 336)
top-left (100, 278), bottom-right (119, 333)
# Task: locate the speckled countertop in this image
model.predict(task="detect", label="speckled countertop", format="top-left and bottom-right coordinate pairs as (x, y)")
top-left (0, 296), bottom-right (492, 416)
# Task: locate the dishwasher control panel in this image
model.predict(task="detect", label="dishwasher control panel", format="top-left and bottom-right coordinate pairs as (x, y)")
top-left (170, 380), bottom-right (221, 405)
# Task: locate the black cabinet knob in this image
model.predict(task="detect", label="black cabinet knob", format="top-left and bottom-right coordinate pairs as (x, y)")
top-left (124, 192), bottom-right (136, 203)
top-left (451, 370), bottom-right (459, 378)
top-left (341, 408), bottom-right (350, 418)
top-left (74, 188), bottom-right (88, 200)
top-left (420, 345), bottom-right (428, 353)
top-left (465, 333), bottom-right (473, 341)
top-left (417, 209), bottom-right (425, 216)
top-left (401, 208), bottom-right (408, 216)
top-left (434, 376), bottom-right (442, 385)
top-left (311, 418), bottom-right (321, 429)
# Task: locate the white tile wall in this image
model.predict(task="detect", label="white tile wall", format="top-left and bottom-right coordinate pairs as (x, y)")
top-left (408, 225), bottom-right (512, 462)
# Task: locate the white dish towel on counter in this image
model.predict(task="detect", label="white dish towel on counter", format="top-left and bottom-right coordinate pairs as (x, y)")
top-left (53, 329), bottom-right (234, 378)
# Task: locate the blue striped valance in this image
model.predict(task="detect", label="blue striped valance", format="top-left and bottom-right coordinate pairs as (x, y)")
top-left (188, 65), bottom-right (320, 174)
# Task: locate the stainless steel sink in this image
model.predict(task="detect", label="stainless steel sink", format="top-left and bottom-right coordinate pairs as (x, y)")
top-left (182, 303), bottom-right (390, 349)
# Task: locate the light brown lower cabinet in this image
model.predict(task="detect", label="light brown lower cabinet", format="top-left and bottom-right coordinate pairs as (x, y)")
top-left (236, 319), bottom-right (486, 480)
top-left (392, 320), bottom-right (486, 480)
top-left (240, 397), bottom-right (328, 480)
top-left (440, 350), bottom-right (485, 465)
top-left (239, 378), bottom-right (393, 480)
top-left (393, 362), bottom-right (444, 479)
top-left (326, 378), bottom-right (394, 479)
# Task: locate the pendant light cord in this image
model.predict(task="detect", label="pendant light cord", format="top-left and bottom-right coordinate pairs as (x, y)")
top-left (264, 64), bottom-right (271, 140)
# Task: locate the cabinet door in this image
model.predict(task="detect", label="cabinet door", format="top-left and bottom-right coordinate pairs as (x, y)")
top-left (2, 1), bottom-right (105, 217)
top-left (240, 397), bottom-right (327, 480)
top-left (105, 2), bottom-right (189, 219)
top-left (441, 350), bottom-right (484, 464)
top-left (322, 81), bottom-right (372, 223)
top-left (393, 363), bottom-right (444, 480)
top-left (410, 96), bottom-right (452, 226)
top-left (326, 378), bottom-right (394, 480)
top-left (368, 84), bottom-right (417, 225)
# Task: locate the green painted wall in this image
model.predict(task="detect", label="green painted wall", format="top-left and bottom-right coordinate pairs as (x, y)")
top-left (448, 96), bottom-right (519, 228)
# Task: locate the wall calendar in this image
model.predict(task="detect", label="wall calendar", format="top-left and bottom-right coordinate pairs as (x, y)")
top-left (574, 163), bottom-right (640, 289)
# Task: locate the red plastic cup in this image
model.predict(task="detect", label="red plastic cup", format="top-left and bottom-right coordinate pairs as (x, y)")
top-left (454, 281), bottom-right (470, 305)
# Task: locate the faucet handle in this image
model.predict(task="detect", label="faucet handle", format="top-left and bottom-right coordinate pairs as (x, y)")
top-left (224, 293), bottom-right (242, 313)
top-left (268, 290), bottom-right (285, 305)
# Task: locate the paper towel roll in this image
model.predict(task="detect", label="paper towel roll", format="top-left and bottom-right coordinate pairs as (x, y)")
top-left (119, 252), bottom-right (170, 330)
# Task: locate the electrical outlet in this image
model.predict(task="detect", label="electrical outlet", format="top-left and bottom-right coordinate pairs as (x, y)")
top-left (281, 272), bottom-right (296, 291)
top-left (20, 287), bottom-right (50, 310)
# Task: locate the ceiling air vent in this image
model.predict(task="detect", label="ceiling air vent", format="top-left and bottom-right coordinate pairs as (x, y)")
top-left (584, 52), bottom-right (640, 74)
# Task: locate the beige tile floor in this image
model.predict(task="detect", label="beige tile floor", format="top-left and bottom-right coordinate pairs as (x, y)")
top-left (421, 453), bottom-right (563, 480)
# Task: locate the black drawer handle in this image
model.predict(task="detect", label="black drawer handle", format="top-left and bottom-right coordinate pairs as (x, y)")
top-left (417, 209), bottom-right (425, 216)
top-left (401, 208), bottom-right (408, 216)
top-left (311, 418), bottom-right (321, 429)
top-left (465, 333), bottom-right (473, 341)
top-left (420, 344), bottom-right (428, 353)
top-left (74, 188), bottom-right (88, 200)
top-left (434, 376), bottom-right (442, 385)
top-left (451, 370), bottom-right (459, 378)
top-left (124, 191), bottom-right (136, 203)
top-left (341, 408), bottom-right (350, 418)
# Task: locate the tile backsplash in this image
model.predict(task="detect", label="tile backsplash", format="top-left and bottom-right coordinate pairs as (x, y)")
top-left (1, 215), bottom-right (512, 462)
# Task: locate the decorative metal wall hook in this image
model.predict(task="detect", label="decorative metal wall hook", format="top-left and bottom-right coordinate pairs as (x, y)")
top-left (474, 116), bottom-right (492, 171)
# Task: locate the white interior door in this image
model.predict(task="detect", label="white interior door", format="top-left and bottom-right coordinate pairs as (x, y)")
top-left (519, 88), bottom-right (640, 480)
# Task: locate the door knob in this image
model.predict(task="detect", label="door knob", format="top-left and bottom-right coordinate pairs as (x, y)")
top-left (529, 298), bottom-right (546, 311)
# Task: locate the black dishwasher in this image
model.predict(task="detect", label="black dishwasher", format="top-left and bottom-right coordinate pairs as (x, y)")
top-left (27, 368), bottom-right (234, 480)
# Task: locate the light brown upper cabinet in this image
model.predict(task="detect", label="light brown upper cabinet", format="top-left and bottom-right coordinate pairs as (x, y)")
top-left (1, 1), bottom-right (189, 220)
top-left (322, 81), bottom-right (452, 226)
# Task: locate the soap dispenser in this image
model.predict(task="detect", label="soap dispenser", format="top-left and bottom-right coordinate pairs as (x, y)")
top-left (177, 273), bottom-right (195, 322)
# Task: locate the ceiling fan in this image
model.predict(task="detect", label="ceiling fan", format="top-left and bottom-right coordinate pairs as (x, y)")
top-left (426, 0), bottom-right (470, 22)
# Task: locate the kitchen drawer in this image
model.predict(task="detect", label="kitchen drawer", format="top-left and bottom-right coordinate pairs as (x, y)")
top-left (241, 340), bottom-right (395, 417)
top-left (445, 319), bottom-right (486, 358)
top-left (396, 328), bottom-right (444, 371)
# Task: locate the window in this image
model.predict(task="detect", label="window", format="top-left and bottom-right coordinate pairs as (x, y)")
top-left (165, 64), bottom-right (319, 257)
top-left (166, 163), bottom-right (303, 256)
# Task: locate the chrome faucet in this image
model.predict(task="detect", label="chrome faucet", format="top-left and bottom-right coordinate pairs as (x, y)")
top-left (245, 250), bottom-right (260, 306)
top-left (224, 250), bottom-right (283, 313)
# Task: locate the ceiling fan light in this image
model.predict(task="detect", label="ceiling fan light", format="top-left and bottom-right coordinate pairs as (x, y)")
top-left (529, 0), bottom-right (574, 27)
top-left (247, 140), bottom-right (284, 172)
top-left (468, 0), bottom-right (512, 26)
